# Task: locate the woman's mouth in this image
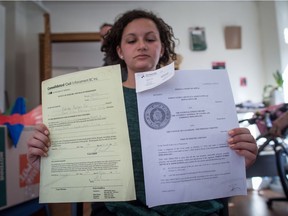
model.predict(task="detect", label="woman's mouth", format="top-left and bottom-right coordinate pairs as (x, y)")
top-left (134, 54), bottom-right (150, 59)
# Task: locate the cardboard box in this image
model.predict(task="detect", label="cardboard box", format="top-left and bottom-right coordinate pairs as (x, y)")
top-left (0, 126), bottom-right (39, 210)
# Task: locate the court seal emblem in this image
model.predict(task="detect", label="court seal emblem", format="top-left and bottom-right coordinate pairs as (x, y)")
top-left (144, 102), bottom-right (171, 129)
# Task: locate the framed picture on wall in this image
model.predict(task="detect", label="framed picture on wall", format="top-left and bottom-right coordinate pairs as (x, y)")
top-left (224, 26), bottom-right (242, 49)
top-left (189, 27), bottom-right (207, 51)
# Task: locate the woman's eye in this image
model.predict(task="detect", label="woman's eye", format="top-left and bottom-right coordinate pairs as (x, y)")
top-left (127, 40), bottom-right (136, 44)
top-left (146, 38), bottom-right (156, 42)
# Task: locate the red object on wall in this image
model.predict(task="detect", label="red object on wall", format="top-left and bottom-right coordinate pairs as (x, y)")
top-left (212, 62), bottom-right (226, 69)
top-left (240, 77), bottom-right (247, 87)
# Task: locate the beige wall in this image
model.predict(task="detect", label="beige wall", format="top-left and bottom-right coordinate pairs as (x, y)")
top-left (2, 1), bottom-right (44, 111)
top-left (42, 1), bottom-right (268, 104)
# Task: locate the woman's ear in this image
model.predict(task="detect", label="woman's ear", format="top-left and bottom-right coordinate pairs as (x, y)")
top-left (117, 46), bottom-right (123, 59)
top-left (160, 44), bottom-right (164, 57)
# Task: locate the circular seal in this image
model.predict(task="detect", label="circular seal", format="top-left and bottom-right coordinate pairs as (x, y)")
top-left (144, 102), bottom-right (171, 129)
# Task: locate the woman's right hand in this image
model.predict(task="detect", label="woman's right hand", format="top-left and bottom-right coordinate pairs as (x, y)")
top-left (27, 123), bottom-right (50, 170)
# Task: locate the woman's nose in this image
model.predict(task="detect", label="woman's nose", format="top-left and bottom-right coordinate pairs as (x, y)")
top-left (138, 40), bottom-right (147, 50)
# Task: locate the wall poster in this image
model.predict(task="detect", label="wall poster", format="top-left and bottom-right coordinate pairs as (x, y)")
top-left (189, 27), bottom-right (207, 51)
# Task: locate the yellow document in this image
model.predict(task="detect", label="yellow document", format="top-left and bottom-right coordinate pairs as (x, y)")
top-left (40, 65), bottom-right (136, 203)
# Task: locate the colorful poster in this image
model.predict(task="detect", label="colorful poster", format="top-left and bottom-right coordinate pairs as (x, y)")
top-left (19, 154), bottom-right (40, 188)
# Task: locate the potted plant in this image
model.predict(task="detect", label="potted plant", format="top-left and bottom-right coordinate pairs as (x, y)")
top-left (263, 70), bottom-right (284, 106)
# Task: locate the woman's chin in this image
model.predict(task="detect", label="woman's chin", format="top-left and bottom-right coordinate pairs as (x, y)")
top-left (134, 65), bottom-right (156, 73)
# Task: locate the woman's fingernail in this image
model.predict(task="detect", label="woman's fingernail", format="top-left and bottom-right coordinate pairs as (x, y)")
top-left (44, 130), bottom-right (49, 135)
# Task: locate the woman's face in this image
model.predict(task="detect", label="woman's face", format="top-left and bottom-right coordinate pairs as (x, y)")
top-left (117, 18), bottom-right (164, 74)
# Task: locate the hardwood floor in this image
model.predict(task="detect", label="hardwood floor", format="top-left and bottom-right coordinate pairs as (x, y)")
top-left (229, 189), bottom-right (288, 216)
top-left (33, 188), bottom-right (288, 216)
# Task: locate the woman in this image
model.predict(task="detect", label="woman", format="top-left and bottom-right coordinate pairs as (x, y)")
top-left (28, 9), bottom-right (257, 216)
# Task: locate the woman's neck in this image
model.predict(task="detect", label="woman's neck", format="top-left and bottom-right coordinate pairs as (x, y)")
top-left (122, 70), bottom-right (136, 89)
top-left (122, 79), bottom-right (135, 89)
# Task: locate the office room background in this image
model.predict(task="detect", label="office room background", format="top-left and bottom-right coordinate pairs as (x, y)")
top-left (0, 0), bottom-right (288, 112)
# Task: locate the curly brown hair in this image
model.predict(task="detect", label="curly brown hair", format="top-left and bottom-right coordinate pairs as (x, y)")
top-left (102, 9), bottom-right (177, 70)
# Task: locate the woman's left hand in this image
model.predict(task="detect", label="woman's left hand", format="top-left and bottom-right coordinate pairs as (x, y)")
top-left (228, 127), bottom-right (258, 168)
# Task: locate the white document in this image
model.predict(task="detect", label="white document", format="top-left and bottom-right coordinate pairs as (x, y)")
top-left (136, 65), bottom-right (247, 207)
top-left (136, 62), bottom-right (175, 93)
top-left (40, 65), bottom-right (136, 203)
